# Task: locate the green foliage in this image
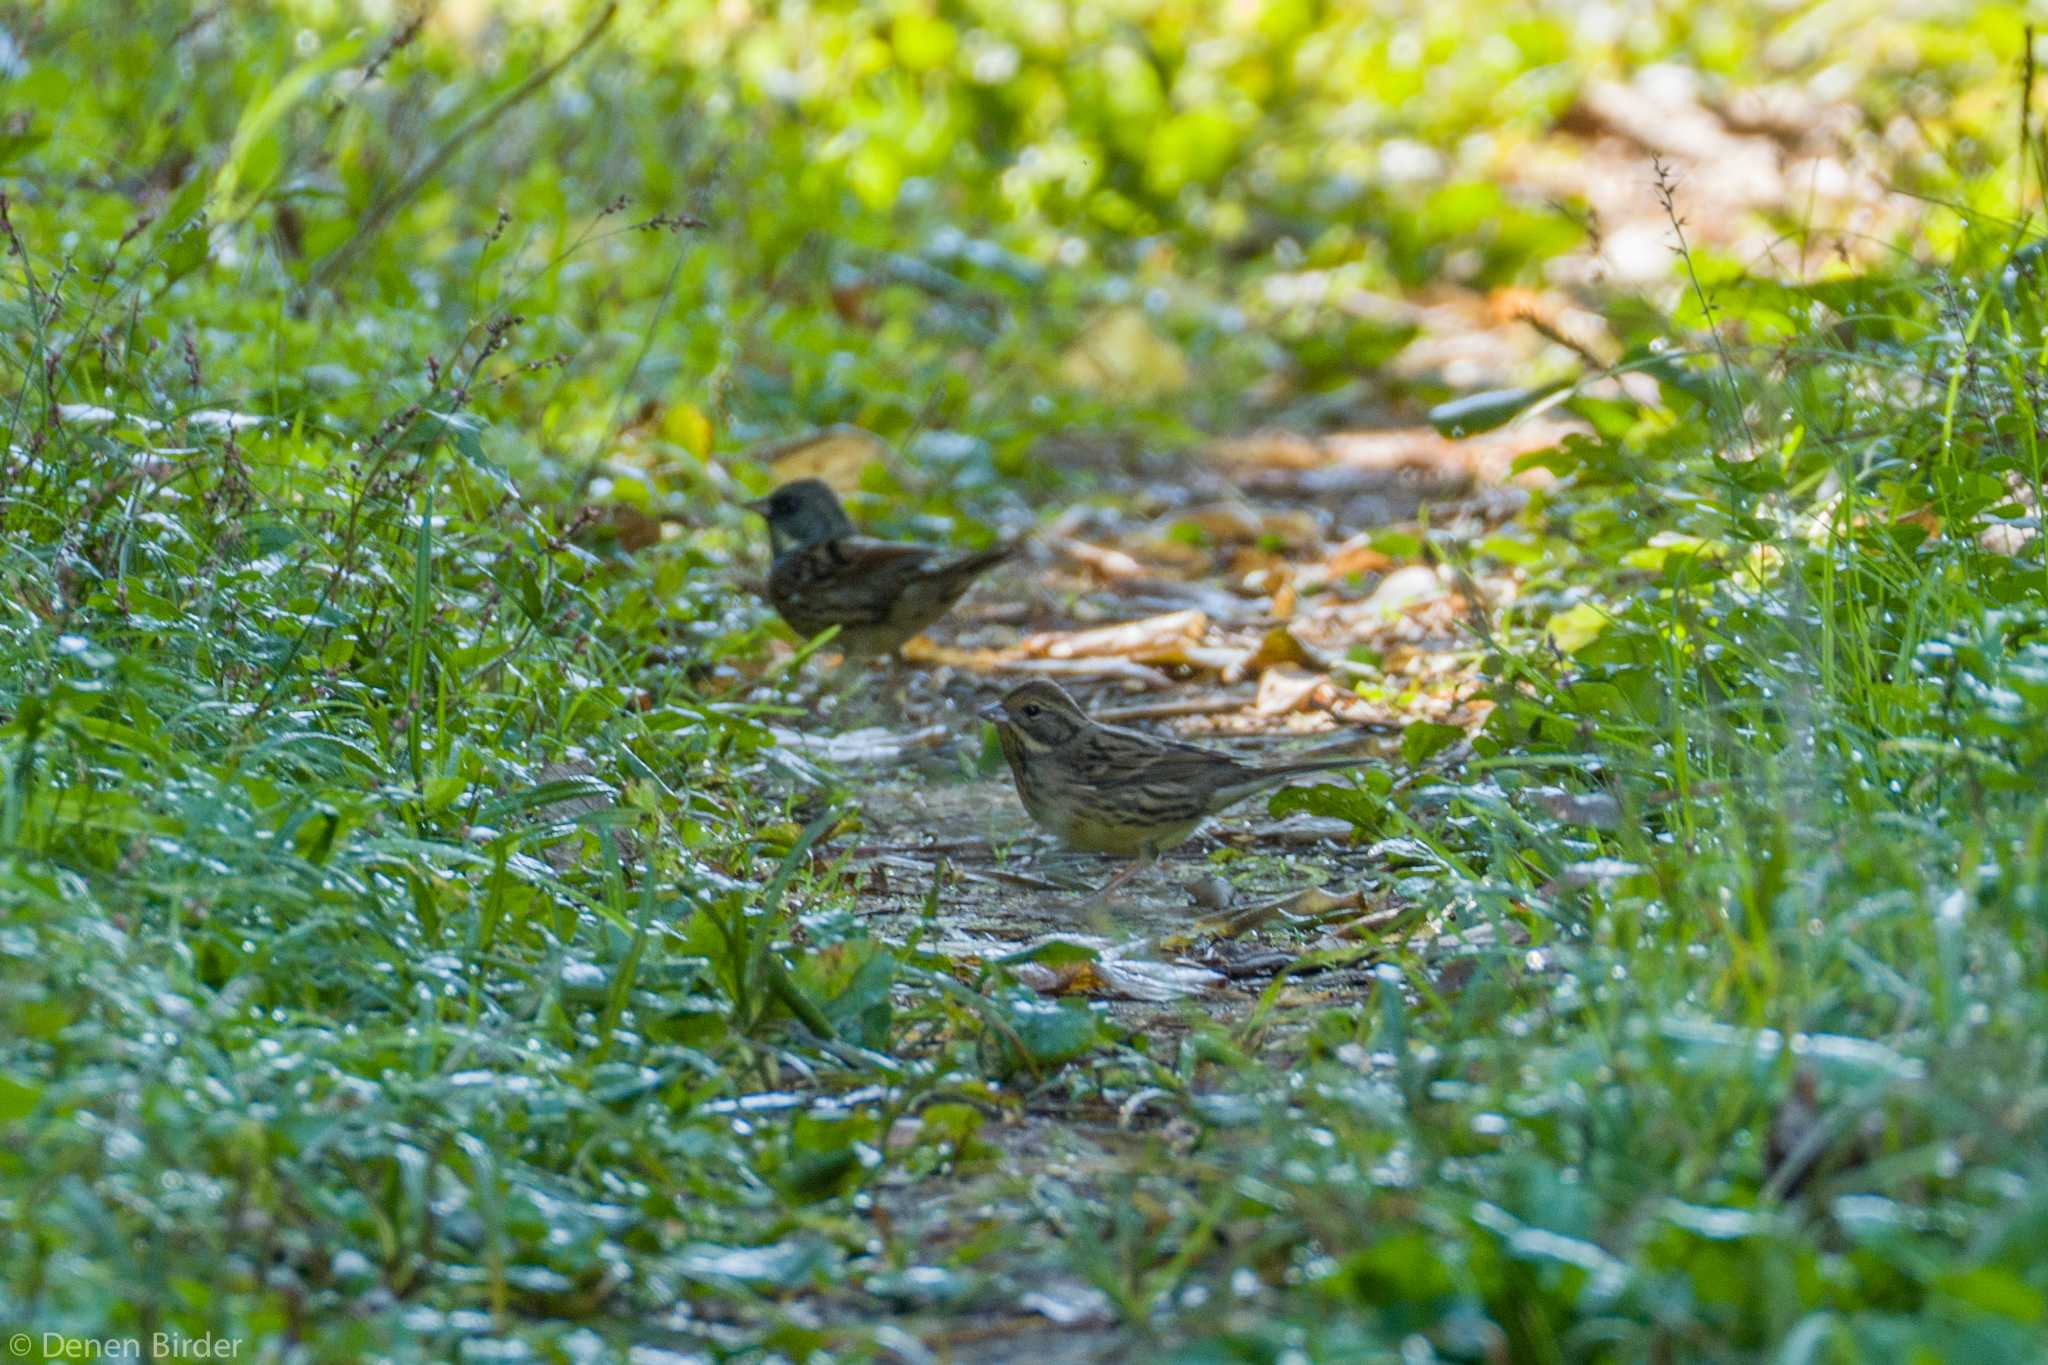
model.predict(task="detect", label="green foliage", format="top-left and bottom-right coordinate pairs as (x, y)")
top-left (0, 0), bottom-right (2040, 1358)
top-left (1177, 219), bottom-right (2048, 1358)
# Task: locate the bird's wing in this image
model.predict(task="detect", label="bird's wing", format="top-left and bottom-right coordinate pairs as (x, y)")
top-left (921, 540), bottom-right (1019, 581)
top-left (775, 538), bottom-right (941, 626)
top-left (850, 537), bottom-right (1011, 624)
top-left (1076, 726), bottom-right (1251, 794)
top-left (1081, 725), bottom-right (1357, 813)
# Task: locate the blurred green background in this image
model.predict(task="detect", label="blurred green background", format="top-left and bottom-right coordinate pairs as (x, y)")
top-left (20, 0), bottom-right (2023, 482)
top-left (3, 1), bottom-right (2043, 1361)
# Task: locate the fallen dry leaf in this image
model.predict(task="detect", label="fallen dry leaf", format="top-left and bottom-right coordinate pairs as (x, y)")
top-left (1204, 429), bottom-right (1327, 470)
top-left (1175, 500), bottom-right (1266, 543)
top-left (1053, 537), bottom-right (1145, 579)
top-left (899, 635), bottom-right (1177, 686)
top-left (1252, 665), bottom-right (1326, 715)
top-left (573, 503), bottom-right (664, 552)
top-left (1018, 609), bottom-right (1209, 662)
top-left (1059, 306), bottom-right (1191, 397)
top-left (1527, 786), bottom-right (1626, 830)
top-left (1000, 941), bottom-right (1224, 1001)
top-left (998, 656), bottom-right (1175, 687)
top-left (1223, 625), bottom-right (1318, 685)
top-left (755, 424), bottom-right (892, 493)
top-left (1268, 564), bottom-right (1298, 620)
top-left (1362, 564), bottom-right (1447, 616)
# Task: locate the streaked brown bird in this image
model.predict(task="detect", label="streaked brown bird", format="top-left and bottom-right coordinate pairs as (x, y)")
top-left (979, 679), bottom-right (1365, 892)
top-left (748, 479), bottom-right (1017, 657)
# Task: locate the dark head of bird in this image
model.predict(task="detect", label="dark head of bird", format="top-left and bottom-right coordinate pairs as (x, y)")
top-left (978, 680), bottom-right (1091, 750)
top-left (747, 478), bottom-right (856, 555)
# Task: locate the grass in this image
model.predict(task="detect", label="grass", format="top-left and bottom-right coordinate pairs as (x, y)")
top-left (2, 0), bottom-right (2045, 1360)
top-left (1171, 220), bottom-right (2048, 1356)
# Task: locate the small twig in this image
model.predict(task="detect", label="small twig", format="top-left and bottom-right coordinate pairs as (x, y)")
top-left (1514, 306), bottom-right (1608, 372)
top-left (334, 12), bottom-right (425, 110)
top-left (982, 866), bottom-right (1076, 893)
top-left (1653, 154), bottom-right (1758, 459)
top-left (849, 839), bottom-right (994, 858)
top-left (306, 3), bottom-right (619, 295)
top-left (2023, 24), bottom-right (2039, 210)
top-left (575, 221), bottom-right (696, 492)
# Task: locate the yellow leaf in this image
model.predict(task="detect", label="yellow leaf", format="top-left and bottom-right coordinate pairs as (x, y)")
top-left (1546, 602), bottom-right (1609, 654)
top-left (663, 402), bottom-right (714, 459)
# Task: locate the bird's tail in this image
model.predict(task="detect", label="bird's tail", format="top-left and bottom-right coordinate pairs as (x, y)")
top-left (942, 539), bottom-right (1023, 576)
top-left (1215, 754), bottom-right (1365, 806)
top-left (1260, 754), bottom-right (1368, 785)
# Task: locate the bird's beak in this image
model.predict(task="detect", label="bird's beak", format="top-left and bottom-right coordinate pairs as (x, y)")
top-left (976, 701), bottom-right (1004, 724)
top-left (743, 497), bottom-right (772, 516)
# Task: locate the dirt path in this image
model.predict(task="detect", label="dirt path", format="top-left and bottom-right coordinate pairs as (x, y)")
top-left (782, 433), bottom-right (1519, 989)
top-left (737, 75), bottom-right (1924, 1354)
top-left (753, 438), bottom-right (1522, 1358)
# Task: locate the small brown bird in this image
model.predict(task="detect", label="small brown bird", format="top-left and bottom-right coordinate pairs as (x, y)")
top-left (979, 679), bottom-right (1365, 892)
top-left (748, 479), bottom-right (1016, 657)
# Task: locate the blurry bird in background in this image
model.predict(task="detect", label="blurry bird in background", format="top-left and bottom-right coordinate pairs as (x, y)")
top-left (748, 478), bottom-right (1018, 658)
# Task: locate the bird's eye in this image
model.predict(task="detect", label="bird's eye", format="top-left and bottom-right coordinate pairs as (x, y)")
top-left (1021, 704), bottom-right (1041, 718)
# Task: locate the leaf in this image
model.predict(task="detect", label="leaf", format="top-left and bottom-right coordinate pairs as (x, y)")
top-left (792, 940), bottom-right (897, 1050)
top-left (0, 119), bottom-right (49, 169)
top-left (0, 1073), bottom-right (40, 1123)
top-left (1477, 533), bottom-right (1545, 566)
top-left (212, 34), bottom-right (365, 219)
top-left (423, 774), bottom-right (467, 813)
top-left (1938, 1266), bottom-right (2046, 1324)
top-left (1657, 1018), bottom-right (1926, 1085)
top-left (1427, 382), bottom-right (1570, 437)
top-left (478, 775), bottom-right (616, 823)
top-left (1545, 602), bottom-right (1609, 653)
top-left (1470, 1201), bottom-right (1629, 1305)
top-left (663, 401), bottom-right (715, 459)
top-left (990, 989), bottom-right (1103, 1070)
top-left (1269, 780), bottom-right (1388, 835)
top-left (673, 1241), bottom-right (826, 1291)
top-left (159, 216), bottom-right (211, 284)
top-left (432, 410), bottom-right (517, 495)
top-left (891, 11), bottom-right (957, 68)
top-left (1400, 720), bottom-right (1464, 767)
top-left (495, 558), bottom-right (547, 625)
top-left (995, 938), bottom-right (1103, 968)
top-left (54, 633), bottom-right (116, 671)
top-left (1565, 392), bottom-right (1644, 439)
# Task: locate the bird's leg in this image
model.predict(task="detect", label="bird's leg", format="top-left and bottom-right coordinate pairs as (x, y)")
top-left (811, 654), bottom-right (863, 724)
top-left (880, 652), bottom-right (914, 712)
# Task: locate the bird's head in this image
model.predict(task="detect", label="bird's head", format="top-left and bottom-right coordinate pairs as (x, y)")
top-left (978, 680), bottom-right (1089, 749)
top-left (747, 478), bottom-right (855, 553)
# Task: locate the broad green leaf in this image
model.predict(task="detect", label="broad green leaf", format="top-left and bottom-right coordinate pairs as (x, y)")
top-left (1400, 721), bottom-right (1465, 767)
top-left (0, 1074), bottom-right (40, 1123)
top-left (212, 36), bottom-right (365, 219)
top-left (1428, 382), bottom-right (1570, 437)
